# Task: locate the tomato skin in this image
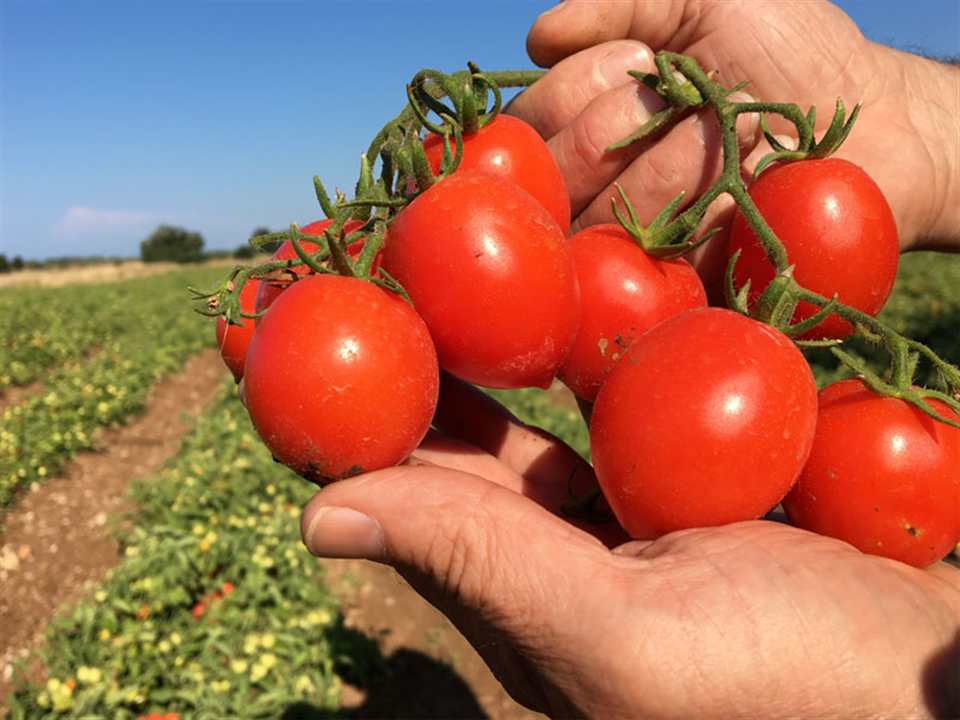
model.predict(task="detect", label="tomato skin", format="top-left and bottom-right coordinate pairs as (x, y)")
top-left (782, 379), bottom-right (960, 568)
top-left (383, 169), bottom-right (580, 390)
top-left (590, 308), bottom-right (818, 539)
top-left (215, 276), bottom-right (261, 382)
top-left (729, 158), bottom-right (899, 340)
top-left (254, 219), bottom-right (372, 317)
top-left (243, 275), bottom-right (439, 484)
top-left (558, 224), bottom-right (707, 401)
top-left (423, 114), bottom-right (571, 235)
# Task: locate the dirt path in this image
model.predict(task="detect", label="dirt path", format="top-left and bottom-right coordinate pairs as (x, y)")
top-left (0, 348), bottom-right (227, 706)
top-left (0, 345), bottom-right (543, 719)
top-left (324, 558), bottom-right (546, 720)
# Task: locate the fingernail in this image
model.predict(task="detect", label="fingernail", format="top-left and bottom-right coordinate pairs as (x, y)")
top-left (303, 506), bottom-right (385, 561)
top-left (599, 43), bottom-right (653, 88)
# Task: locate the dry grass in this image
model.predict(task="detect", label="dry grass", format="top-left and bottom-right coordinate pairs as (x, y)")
top-left (0, 259), bottom-right (237, 290)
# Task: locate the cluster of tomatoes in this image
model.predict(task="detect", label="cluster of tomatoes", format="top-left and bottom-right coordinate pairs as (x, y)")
top-left (215, 108), bottom-right (958, 570)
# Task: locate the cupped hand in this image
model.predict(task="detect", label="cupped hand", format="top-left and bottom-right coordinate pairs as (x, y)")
top-left (301, 375), bottom-right (960, 719)
top-left (506, 0), bottom-right (960, 265)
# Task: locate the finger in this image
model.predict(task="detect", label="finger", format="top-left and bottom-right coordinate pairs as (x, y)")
top-left (299, 466), bottom-right (607, 625)
top-left (300, 467), bottom-right (613, 713)
top-left (526, 0), bottom-right (641, 67)
top-left (432, 373), bottom-right (629, 546)
top-left (506, 40), bottom-right (655, 140)
top-left (526, 0), bottom-right (700, 68)
top-left (567, 90), bottom-right (760, 230)
top-left (544, 80), bottom-right (672, 219)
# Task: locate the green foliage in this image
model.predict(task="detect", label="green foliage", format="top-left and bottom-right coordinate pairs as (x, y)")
top-left (805, 251), bottom-right (960, 388)
top-left (0, 254), bottom-right (9, 273)
top-left (0, 268), bottom-right (224, 508)
top-left (7, 383), bottom-right (384, 719)
top-left (140, 225), bottom-right (205, 264)
top-left (485, 385), bottom-right (591, 461)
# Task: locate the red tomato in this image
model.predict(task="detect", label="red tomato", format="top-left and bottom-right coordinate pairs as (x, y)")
top-left (382, 169), bottom-right (580, 390)
top-left (422, 114), bottom-right (571, 235)
top-left (243, 274), bottom-right (439, 484)
top-left (215, 276), bottom-right (261, 383)
top-left (728, 158), bottom-right (899, 339)
top-left (782, 379), bottom-right (960, 568)
top-left (558, 224), bottom-right (707, 401)
top-left (254, 219), bottom-right (372, 317)
top-left (590, 308), bottom-right (818, 539)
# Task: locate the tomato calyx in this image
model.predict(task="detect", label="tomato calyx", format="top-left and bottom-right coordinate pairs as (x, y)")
top-left (752, 99), bottom-right (861, 178)
top-left (611, 183), bottom-right (720, 260)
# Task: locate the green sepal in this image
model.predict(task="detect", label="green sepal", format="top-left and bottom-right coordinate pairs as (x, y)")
top-left (781, 293), bottom-right (839, 338)
top-left (314, 176), bottom-right (336, 219)
top-left (724, 249), bottom-right (751, 316)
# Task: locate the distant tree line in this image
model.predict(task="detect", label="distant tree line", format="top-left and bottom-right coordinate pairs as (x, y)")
top-left (1, 225), bottom-right (283, 272)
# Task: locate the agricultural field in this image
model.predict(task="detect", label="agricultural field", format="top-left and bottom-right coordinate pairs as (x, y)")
top-left (0, 252), bottom-right (957, 718)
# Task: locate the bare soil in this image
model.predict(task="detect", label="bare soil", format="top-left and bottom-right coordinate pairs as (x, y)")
top-left (0, 347), bottom-right (541, 719)
top-left (0, 259), bottom-right (235, 290)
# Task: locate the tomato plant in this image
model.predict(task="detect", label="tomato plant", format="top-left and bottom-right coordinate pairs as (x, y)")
top-left (254, 219), bottom-right (371, 317)
top-left (422, 114), bottom-right (571, 235)
top-left (590, 307), bottom-right (818, 539)
top-left (782, 378), bottom-right (960, 568)
top-left (215, 275), bottom-right (261, 382)
top-left (557, 224), bottom-right (707, 401)
top-left (243, 274), bottom-right (439, 484)
top-left (728, 158), bottom-right (899, 339)
top-left (382, 169), bottom-right (580, 390)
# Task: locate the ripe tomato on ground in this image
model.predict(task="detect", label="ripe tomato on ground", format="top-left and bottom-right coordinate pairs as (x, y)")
top-left (590, 307), bottom-right (818, 539)
top-left (782, 378), bottom-right (960, 568)
top-left (243, 274), bottom-right (439, 484)
top-left (728, 158), bottom-right (899, 339)
top-left (422, 114), bottom-right (571, 235)
top-left (557, 224), bottom-right (707, 401)
top-left (255, 219), bottom-right (372, 317)
top-left (382, 169), bottom-right (579, 390)
top-left (215, 276), bottom-right (261, 383)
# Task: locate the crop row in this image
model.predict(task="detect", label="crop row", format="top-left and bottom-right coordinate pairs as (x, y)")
top-left (5, 380), bottom-right (376, 719)
top-left (0, 268), bottom-right (226, 509)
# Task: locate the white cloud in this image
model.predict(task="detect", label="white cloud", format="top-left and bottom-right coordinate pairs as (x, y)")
top-left (52, 206), bottom-right (160, 239)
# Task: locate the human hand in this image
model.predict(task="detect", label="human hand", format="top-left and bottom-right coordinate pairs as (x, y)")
top-left (506, 0), bottom-right (960, 279)
top-left (301, 375), bottom-right (960, 719)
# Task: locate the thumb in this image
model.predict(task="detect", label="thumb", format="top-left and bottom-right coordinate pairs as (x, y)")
top-left (300, 465), bottom-right (605, 632)
top-left (526, 0), bottom-right (690, 67)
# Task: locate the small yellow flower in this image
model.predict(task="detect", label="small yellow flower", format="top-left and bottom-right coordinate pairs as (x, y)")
top-left (211, 679), bottom-right (230, 693)
top-left (158, 640), bottom-right (171, 653)
top-left (192, 523), bottom-right (205, 536)
top-left (250, 663), bottom-right (268, 682)
top-left (295, 675), bottom-right (315, 695)
top-left (170, 632), bottom-right (182, 646)
top-left (231, 659), bottom-right (248, 674)
top-left (77, 666), bottom-right (102, 685)
top-left (199, 538), bottom-right (211, 553)
top-left (94, 590), bottom-right (107, 603)
top-left (98, 628), bottom-right (111, 641)
top-left (260, 652), bottom-right (277, 670)
top-left (243, 635), bottom-right (260, 655)
top-left (260, 633), bottom-right (276, 650)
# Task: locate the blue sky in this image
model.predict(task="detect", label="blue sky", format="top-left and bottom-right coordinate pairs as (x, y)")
top-left (2, 0), bottom-right (958, 261)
